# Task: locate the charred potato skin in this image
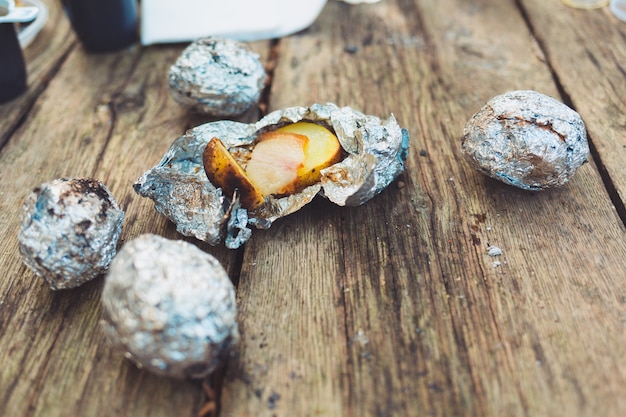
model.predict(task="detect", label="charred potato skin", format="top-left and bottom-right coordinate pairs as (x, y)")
top-left (202, 138), bottom-right (265, 210)
top-left (203, 122), bottom-right (344, 208)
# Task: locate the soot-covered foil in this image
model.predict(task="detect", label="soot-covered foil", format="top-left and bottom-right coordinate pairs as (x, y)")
top-left (168, 37), bottom-right (267, 116)
top-left (18, 177), bottom-right (125, 290)
top-left (101, 234), bottom-right (239, 379)
top-left (134, 103), bottom-right (410, 248)
top-left (462, 90), bottom-right (589, 191)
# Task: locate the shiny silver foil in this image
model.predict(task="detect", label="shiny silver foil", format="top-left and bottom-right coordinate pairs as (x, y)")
top-left (168, 37), bottom-right (266, 116)
top-left (101, 234), bottom-right (239, 379)
top-left (18, 177), bottom-right (124, 290)
top-left (135, 103), bottom-right (409, 248)
top-left (462, 90), bottom-right (589, 191)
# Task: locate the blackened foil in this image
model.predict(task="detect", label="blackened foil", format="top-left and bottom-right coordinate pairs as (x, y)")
top-left (18, 177), bottom-right (124, 290)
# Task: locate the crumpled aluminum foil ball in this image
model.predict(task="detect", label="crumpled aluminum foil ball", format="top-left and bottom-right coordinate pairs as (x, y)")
top-left (134, 103), bottom-right (410, 248)
top-left (461, 90), bottom-right (589, 191)
top-left (168, 37), bottom-right (267, 116)
top-left (18, 177), bottom-right (125, 290)
top-left (101, 234), bottom-right (239, 379)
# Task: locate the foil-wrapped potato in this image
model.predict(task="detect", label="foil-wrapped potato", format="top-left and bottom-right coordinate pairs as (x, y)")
top-left (461, 90), bottom-right (589, 190)
top-left (18, 178), bottom-right (124, 290)
top-left (168, 37), bottom-right (267, 117)
top-left (134, 103), bottom-right (410, 248)
top-left (101, 234), bottom-right (239, 379)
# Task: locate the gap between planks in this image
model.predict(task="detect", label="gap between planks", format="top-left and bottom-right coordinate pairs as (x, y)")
top-left (0, 44), bottom-right (76, 151)
top-left (513, 0), bottom-right (626, 228)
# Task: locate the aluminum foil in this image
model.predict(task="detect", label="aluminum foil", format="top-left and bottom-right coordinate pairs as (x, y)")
top-left (18, 177), bottom-right (124, 290)
top-left (134, 103), bottom-right (409, 248)
top-left (101, 234), bottom-right (239, 379)
top-left (168, 37), bottom-right (267, 116)
top-left (461, 90), bottom-right (589, 191)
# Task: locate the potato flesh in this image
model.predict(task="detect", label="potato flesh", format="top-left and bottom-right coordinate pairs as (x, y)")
top-left (275, 122), bottom-right (342, 187)
top-left (245, 132), bottom-right (307, 196)
top-left (202, 122), bottom-right (342, 210)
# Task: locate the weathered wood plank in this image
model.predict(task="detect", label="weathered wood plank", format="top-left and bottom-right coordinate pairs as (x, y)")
top-left (520, 0), bottom-right (626, 213)
top-left (221, 1), bottom-right (626, 417)
top-left (0, 43), bottom-right (204, 417)
top-left (0, 3), bottom-right (270, 416)
top-left (1, 0), bottom-right (625, 416)
top-left (0, 1), bottom-right (75, 148)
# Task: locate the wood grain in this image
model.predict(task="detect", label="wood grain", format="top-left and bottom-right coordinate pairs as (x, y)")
top-left (0, 40), bottom-right (202, 417)
top-left (221, 1), bottom-right (626, 416)
top-left (0, 1), bottom-right (75, 148)
top-left (0, 2), bottom-right (268, 416)
top-left (519, 0), bottom-right (626, 216)
top-left (1, 0), bottom-right (625, 416)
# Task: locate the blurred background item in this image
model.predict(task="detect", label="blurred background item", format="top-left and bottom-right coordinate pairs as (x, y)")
top-left (61, 0), bottom-right (138, 52)
top-left (18, 0), bottom-right (47, 48)
top-left (0, 0), bottom-right (39, 103)
top-left (561, 0), bottom-right (608, 8)
top-left (610, 0), bottom-right (626, 20)
top-left (140, 0), bottom-right (328, 45)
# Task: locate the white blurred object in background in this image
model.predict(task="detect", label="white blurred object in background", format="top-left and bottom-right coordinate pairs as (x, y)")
top-left (610, 0), bottom-right (626, 21)
top-left (339, 0), bottom-right (382, 4)
top-left (141, 0), bottom-right (328, 45)
top-left (18, 0), bottom-right (48, 48)
top-left (561, 0), bottom-right (608, 8)
top-left (0, 0), bottom-right (38, 23)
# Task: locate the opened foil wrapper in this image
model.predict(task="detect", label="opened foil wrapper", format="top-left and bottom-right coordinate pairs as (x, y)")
top-left (134, 103), bottom-right (410, 248)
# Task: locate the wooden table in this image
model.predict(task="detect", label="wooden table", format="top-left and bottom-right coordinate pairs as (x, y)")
top-left (2, 0), bottom-right (626, 416)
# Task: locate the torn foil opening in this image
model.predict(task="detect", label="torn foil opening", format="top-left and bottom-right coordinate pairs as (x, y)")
top-left (134, 103), bottom-right (410, 248)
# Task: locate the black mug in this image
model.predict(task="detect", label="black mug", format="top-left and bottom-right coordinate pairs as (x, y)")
top-left (0, 22), bottom-right (27, 103)
top-left (62, 0), bottom-right (138, 52)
